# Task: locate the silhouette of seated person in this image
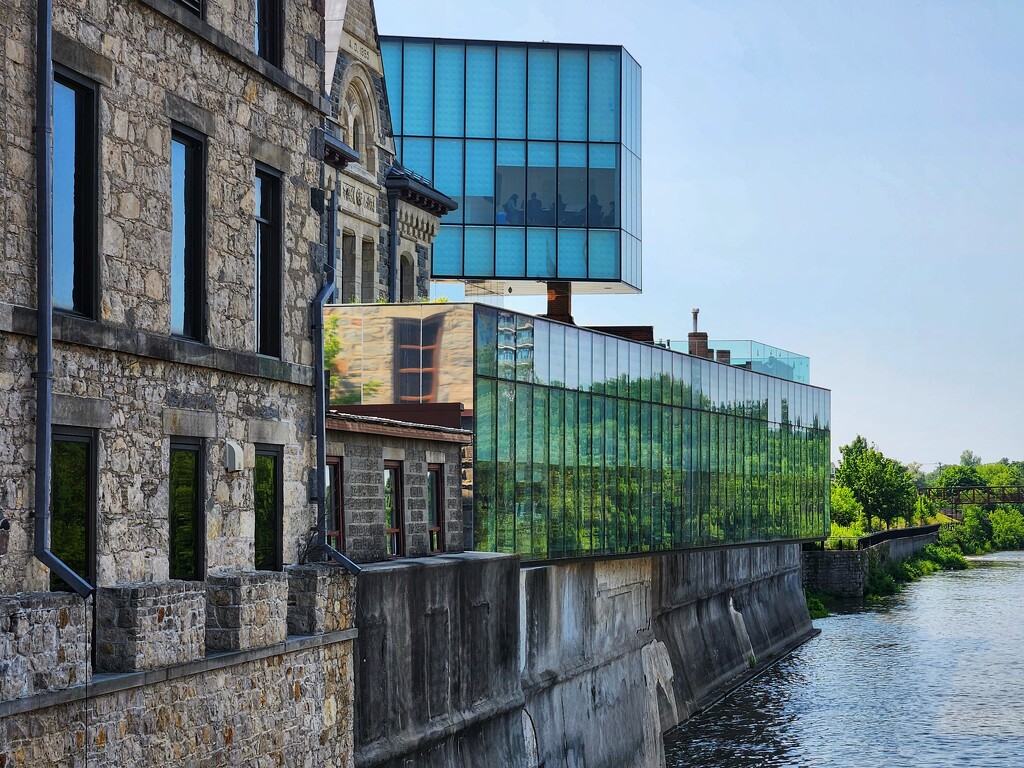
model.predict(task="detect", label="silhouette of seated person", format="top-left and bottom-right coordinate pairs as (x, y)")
top-left (526, 192), bottom-right (545, 225)
top-left (501, 193), bottom-right (522, 225)
top-left (587, 194), bottom-right (604, 226)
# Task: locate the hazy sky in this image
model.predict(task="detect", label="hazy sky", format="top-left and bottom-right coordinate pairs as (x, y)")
top-left (375, 0), bottom-right (1024, 467)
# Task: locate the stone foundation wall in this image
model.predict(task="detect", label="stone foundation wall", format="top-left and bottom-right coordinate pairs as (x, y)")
top-left (0, 632), bottom-right (356, 767)
top-left (801, 530), bottom-right (939, 598)
top-left (287, 564), bottom-right (357, 636)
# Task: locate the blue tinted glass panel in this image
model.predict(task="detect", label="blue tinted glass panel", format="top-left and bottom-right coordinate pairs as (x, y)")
top-left (434, 139), bottom-right (463, 223)
top-left (434, 44), bottom-right (465, 137)
top-left (465, 140), bottom-right (495, 224)
top-left (466, 46), bottom-right (496, 138)
top-left (432, 225), bottom-right (463, 276)
top-left (526, 142), bottom-right (556, 226)
top-left (527, 228), bottom-right (556, 278)
top-left (171, 139), bottom-right (187, 335)
top-left (496, 227), bottom-right (526, 277)
top-left (381, 41), bottom-right (403, 135)
top-left (394, 137), bottom-right (402, 163)
top-left (557, 229), bottom-right (587, 279)
top-left (557, 143), bottom-right (586, 227)
top-left (589, 144), bottom-right (618, 227)
top-left (496, 141), bottom-right (525, 225)
top-left (464, 226), bottom-right (495, 276)
top-left (403, 138), bottom-right (432, 182)
top-left (589, 49), bottom-right (619, 142)
top-left (589, 230), bottom-right (619, 279)
top-left (527, 48), bottom-right (556, 140)
top-left (53, 81), bottom-right (77, 312)
top-left (558, 49), bottom-right (587, 141)
top-left (497, 47), bottom-right (526, 138)
top-left (403, 42), bottom-right (433, 136)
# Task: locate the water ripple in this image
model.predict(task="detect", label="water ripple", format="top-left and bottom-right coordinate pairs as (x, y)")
top-left (665, 551), bottom-right (1024, 768)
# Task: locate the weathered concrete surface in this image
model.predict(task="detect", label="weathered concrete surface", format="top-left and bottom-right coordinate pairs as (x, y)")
top-left (652, 544), bottom-right (813, 725)
top-left (355, 544), bottom-right (814, 768)
top-left (354, 552), bottom-right (528, 768)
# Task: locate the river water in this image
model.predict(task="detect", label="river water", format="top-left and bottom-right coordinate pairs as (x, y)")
top-left (664, 551), bottom-right (1024, 768)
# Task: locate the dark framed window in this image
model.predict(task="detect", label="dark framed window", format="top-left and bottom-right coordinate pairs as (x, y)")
top-left (255, 167), bottom-right (282, 357)
top-left (326, 456), bottom-right (344, 551)
top-left (51, 428), bottom-right (96, 591)
top-left (427, 463), bottom-right (444, 553)
top-left (394, 315), bottom-right (444, 403)
top-left (384, 461), bottom-right (404, 557)
top-left (255, 0), bottom-right (283, 68)
top-left (171, 128), bottom-right (206, 340)
top-left (53, 68), bottom-right (98, 318)
top-left (254, 444), bottom-right (283, 570)
top-left (172, 0), bottom-right (203, 16)
top-left (169, 438), bottom-right (204, 580)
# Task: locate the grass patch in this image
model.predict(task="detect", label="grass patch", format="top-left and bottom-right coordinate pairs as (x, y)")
top-left (805, 590), bottom-right (829, 619)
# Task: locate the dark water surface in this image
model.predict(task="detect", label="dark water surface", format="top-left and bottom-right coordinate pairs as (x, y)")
top-left (664, 551), bottom-right (1024, 768)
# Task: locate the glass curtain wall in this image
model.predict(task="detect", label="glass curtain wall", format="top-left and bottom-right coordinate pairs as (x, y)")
top-left (473, 305), bottom-right (830, 561)
top-left (381, 37), bottom-right (641, 290)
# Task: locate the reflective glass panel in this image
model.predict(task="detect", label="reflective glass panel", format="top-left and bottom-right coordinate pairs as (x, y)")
top-left (526, 142), bottom-right (556, 226)
top-left (465, 140), bottom-right (495, 224)
top-left (402, 42), bottom-right (433, 136)
top-left (496, 141), bottom-right (526, 225)
top-left (434, 138), bottom-right (464, 222)
top-left (466, 45), bottom-right (496, 137)
top-left (557, 143), bottom-right (587, 226)
top-left (496, 227), bottom-right (526, 277)
top-left (464, 226), bottom-right (495, 276)
top-left (497, 47), bottom-right (527, 139)
top-left (558, 49), bottom-right (587, 141)
top-left (527, 48), bottom-right (557, 139)
top-left (589, 49), bottom-right (620, 142)
top-left (434, 44), bottom-right (465, 137)
top-left (557, 229), bottom-right (587, 279)
top-left (526, 228), bottom-right (556, 278)
top-left (589, 144), bottom-right (618, 228)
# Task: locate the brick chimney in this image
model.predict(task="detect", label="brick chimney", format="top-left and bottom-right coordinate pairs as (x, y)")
top-left (687, 307), bottom-right (709, 357)
top-left (716, 349), bottom-right (731, 365)
top-left (544, 281), bottom-right (575, 325)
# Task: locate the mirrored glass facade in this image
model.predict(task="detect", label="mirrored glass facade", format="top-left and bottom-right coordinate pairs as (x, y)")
top-left (381, 37), bottom-right (642, 292)
top-left (324, 303), bottom-right (831, 562)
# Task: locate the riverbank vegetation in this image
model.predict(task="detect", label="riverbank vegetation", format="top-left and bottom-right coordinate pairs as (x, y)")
top-left (864, 544), bottom-right (968, 601)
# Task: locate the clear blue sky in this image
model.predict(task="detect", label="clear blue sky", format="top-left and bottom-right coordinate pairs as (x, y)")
top-left (376, 0), bottom-right (1024, 467)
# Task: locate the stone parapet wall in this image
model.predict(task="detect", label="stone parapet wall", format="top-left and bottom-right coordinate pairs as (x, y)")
top-left (286, 564), bottom-right (357, 636)
top-left (0, 593), bottom-right (91, 702)
top-left (95, 581), bottom-right (206, 672)
top-left (206, 570), bottom-right (288, 651)
top-left (802, 549), bottom-right (868, 598)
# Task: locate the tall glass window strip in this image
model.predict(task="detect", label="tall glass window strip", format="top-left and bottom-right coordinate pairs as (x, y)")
top-left (53, 71), bottom-right (97, 318)
top-left (50, 429), bottom-right (95, 591)
top-left (327, 457), bottom-right (344, 551)
top-left (254, 445), bottom-right (283, 570)
top-left (171, 129), bottom-right (204, 339)
top-left (427, 464), bottom-right (444, 552)
top-left (384, 462), bottom-right (404, 556)
top-left (169, 439), bottom-right (203, 580)
top-left (254, 0), bottom-right (282, 67)
top-left (255, 168), bottom-right (281, 357)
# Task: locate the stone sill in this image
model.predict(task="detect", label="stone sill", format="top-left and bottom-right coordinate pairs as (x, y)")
top-left (136, 0), bottom-right (330, 114)
top-left (0, 302), bottom-right (313, 387)
top-left (0, 628), bottom-right (357, 719)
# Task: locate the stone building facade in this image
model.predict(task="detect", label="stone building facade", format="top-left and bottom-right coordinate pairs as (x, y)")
top-left (325, 0), bottom-right (454, 304)
top-left (0, 0), bottom-right (365, 764)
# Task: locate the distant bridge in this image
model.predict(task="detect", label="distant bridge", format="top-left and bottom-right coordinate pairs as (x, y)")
top-left (920, 486), bottom-right (1024, 521)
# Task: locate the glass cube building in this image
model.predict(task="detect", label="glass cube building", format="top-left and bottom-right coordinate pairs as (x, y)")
top-left (380, 37), bottom-right (642, 295)
top-left (324, 304), bottom-right (831, 562)
top-left (668, 340), bottom-right (811, 384)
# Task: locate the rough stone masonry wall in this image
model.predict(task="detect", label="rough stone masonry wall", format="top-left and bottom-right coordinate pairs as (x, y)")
top-left (0, 593), bottom-right (91, 702)
top-left (802, 530), bottom-right (939, 598)
top-left (0, 634), bottom-right (356, 767)
top-left (206, 570), bottom-right (288, 651)
top-left (95, 581), bottom-right (206, 672)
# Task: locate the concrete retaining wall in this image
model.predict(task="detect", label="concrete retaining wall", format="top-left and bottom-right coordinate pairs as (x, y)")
top-left (355, 544), bottom-right (814, 768)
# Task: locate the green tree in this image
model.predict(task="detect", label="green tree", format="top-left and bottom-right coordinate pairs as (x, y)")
top-left (989, 508), bottom-right (1024, 550)
top-left (935, 464), bottom-right (985, 489)
top-left (834, 436), bottom-right (915, 530)
top-left (960, 449), bottom-right (983, 467)
top-left (830, 483), bottom-right (862, 526)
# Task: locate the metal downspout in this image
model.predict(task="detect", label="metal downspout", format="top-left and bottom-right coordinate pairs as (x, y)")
top-left (310, 163), bottom-right (360, 575)
top-left (34, 0), bottom-right (92, 598)
top-left (387, 187), bottom-right (399, 302)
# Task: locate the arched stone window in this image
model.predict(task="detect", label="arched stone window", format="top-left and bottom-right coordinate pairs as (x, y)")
top-left (400, 253), bottom-right (415, 302)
